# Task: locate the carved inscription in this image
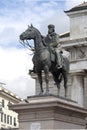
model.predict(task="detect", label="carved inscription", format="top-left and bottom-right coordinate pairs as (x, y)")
top-left (30, 122), bottom-right (41, 130)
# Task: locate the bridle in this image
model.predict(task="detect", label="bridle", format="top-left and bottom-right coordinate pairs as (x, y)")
top-left (19, 39), bottom-right (35, 55)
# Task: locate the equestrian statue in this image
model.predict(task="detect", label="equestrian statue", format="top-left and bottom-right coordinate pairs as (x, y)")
top-left (19, 24), bottom-right (69, 97)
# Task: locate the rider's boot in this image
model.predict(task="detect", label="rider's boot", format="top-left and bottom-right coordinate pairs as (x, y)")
top-left (56, 64), bottom-right (62, 69)
top-left (56, 58), bottom-right (62, 69)
top-left (55, 51), bottom-right (62, 69)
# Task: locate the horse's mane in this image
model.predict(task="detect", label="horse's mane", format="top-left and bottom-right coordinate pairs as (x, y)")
top-left (33, 26), bottom-right (42, 36)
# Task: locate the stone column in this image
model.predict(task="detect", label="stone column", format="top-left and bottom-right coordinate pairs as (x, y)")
top-left (71, 72), bottom-right (84, 107)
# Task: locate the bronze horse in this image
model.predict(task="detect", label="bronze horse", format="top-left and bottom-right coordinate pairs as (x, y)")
top-left (20, 25), bottom-right (69, 97)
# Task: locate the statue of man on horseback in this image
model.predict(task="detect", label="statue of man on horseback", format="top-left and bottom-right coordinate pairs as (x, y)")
top-left (42, 24), bottom-right (63, 69)
top-left (33, 24), bottom-right (63, 73)
top-left (19, 24), bottom-right (69, 97)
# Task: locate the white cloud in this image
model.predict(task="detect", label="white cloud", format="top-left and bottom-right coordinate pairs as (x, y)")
top-left (0, 0), bottom-right (77, 49)
top-left (41, 10), bottom-right (69, 35)
top-left (0, 47), bottom-right (32, 80)
top-left (0, 47), bottom-right (35, 98)
top-left (6, 75), bottom-right (35, 99)
top-left (0, 1), bottom-right (66, 46)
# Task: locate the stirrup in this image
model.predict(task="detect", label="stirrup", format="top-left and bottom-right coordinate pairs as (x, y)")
top-left (58, 65), bottom-right (62, 69)
top-left (56, 65), bottom-right (62, 69)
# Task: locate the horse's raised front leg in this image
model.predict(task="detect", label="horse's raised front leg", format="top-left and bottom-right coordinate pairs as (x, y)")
top-left (44, 65), bottom-right (49, 95)
top-left (37, 71), bottom-right (43, 95)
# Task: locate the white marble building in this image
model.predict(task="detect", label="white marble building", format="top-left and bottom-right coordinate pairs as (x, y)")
top-left (0, 82), bottom-right (22, 129)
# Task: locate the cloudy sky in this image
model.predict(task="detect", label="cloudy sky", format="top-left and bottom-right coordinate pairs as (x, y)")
top-left (0, 0), bottom-right (87, 99)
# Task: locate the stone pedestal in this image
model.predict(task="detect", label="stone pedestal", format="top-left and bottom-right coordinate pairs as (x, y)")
top-left (10, 95), bottom-right (87, 130)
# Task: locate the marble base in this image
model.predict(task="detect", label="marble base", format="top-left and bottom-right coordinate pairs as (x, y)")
top-left (10, 95), bottom-right (87, 130)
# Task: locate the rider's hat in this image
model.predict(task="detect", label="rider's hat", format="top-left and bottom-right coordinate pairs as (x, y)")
top-left (48, 24), bottom-right (55, 29)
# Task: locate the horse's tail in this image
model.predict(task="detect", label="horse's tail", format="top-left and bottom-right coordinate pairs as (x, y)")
top-left (62, 55), bottom-right (70, 72)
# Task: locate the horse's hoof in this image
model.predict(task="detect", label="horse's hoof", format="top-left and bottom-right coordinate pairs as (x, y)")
top-left (39, 92), bottom-right (43, 96)
top-left (45, 91), bottom-right (50, 96)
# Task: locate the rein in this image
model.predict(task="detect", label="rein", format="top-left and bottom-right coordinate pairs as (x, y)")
top-left (19, 40), bottom-right (35, 55)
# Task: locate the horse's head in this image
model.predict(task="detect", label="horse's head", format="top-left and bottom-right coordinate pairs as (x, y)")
top-left (20, 24), bottom-right (43, 51)
top-left (20, 24), bottom-right (36, 41)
